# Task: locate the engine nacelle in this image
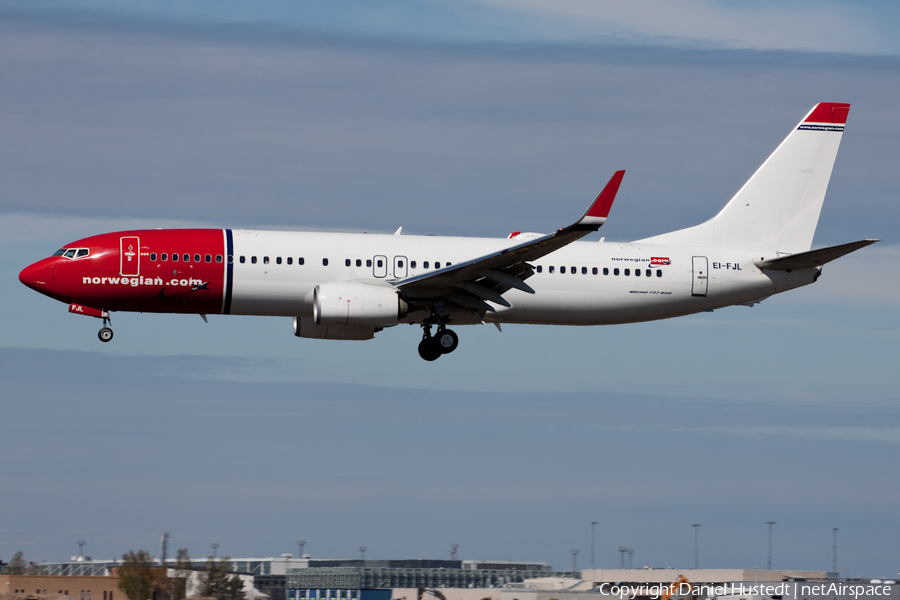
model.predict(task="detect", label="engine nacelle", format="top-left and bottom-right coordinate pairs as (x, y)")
top-left (313, 282), bottom-right (407, 327)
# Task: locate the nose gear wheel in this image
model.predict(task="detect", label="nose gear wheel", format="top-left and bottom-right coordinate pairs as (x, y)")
top-left (98, 315), bottom-right (113, 343)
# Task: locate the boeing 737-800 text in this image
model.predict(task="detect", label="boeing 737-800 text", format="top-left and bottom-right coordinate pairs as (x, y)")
top-left (19, 103), bottom-right (877, 360)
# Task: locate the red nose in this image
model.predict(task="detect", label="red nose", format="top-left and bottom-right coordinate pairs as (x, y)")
top-left (19, 261), bottom-right (50, 292)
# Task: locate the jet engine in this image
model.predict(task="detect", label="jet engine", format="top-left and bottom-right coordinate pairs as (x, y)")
top-left (313, 282), bottom-right (408, 327)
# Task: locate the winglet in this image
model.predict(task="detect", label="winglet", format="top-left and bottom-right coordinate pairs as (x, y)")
top-left (578, 170), bottom-right (625, 228)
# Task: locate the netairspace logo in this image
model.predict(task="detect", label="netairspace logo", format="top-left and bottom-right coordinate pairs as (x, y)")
top-left (594, 583), bottom-right (895, 600)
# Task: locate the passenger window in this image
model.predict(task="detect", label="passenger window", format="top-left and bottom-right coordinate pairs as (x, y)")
top-left (366, 259), bottom-right (371, 267)
top-left (64, 249), bottom-right (77, 258)
top-left (77, 249), bottom-right (89, 258)
top-left (226, 255), bottom-right (232, 264)
top-left (646, 269), bottom-right (651, 277)
top-left (657, 269), bottom-right (662, 277)
top-left (603, 267), bottom-right (608, 275)
top-left (424, 261), bottom-right (429, 268)
top-left (356, 259), bottom-right (362, 267)
top-left (635, 269), bottom-right (641, 277)
top-left (562, 266), bottom-right (567, 274)
top-left (435, 262), bottom-right (441, 268)
top-left (345, 259), bottom-right (351, 267)
top-left (592, 267), bottom-right (598, 275)
top-left (183, 254), bottom-right (189, 262)
top-left (205, 254), bottom-right (211, 263)
top-left (194, 254), bottom-right (201, 262)
top-left (614, 268), bottom-right (619, 275)
top-left (398, 260), bottom-right (404, 268)
top-left (162, 253), bottom-right (168, 261)
top-left (536, 265), bottom-right (542, 273)
top-left (376, 259), bottom-right (383, 267)
top-left (625, 268), bottom-right (630, 276)
top-left (299, 257), bottom-right (305, 265)
top-left (276, 257), bottom-right (282, 265)
top-left (150, 253), bottom-right (157, 261)
top-left (239, 256), bottom-right (245, 263)
top-left (217, 255), bottom-right (223, 263)
top-left (287, 257), bottom-right (292, 265)
top-left (571, 266), bottom-right (576, 273)
top-left (251, 256), bottom-right (257, 264)
top-left (549, 266), bottom-right (555, 273)
top-left (411, 261), bottom-right (417, 268)
top-left (323, 258), bottom-right (329, 266)
top-left (172, 254), bottom-right (179, 262)
top-left (263, 256), bottom-right (269, 264)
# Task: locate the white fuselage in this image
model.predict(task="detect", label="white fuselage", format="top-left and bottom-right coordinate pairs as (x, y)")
top-left (228, 230), bottom-right (817, 325)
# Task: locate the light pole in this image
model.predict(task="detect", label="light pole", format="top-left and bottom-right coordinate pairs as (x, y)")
top-left (832, 527), bottom-right (838, 575)
top-left (359, 546), bottom-right (367, 560)
top-left (692, 524), bottom-right (701, 569)
top-left (590, 521), bottom-right (598, 570)
top-left (618, 547), bottom-right (627, 569)
top-left (211, 543), bottom-right (219, 558)
top-left (570, 549), bottom-right (579, 576)
top-left (297, 540), bottom-right (306, 557)
top-left (766, 522), bottom-right (775, 570)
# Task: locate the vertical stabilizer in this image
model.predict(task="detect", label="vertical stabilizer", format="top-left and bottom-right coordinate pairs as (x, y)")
top-left (636, 103), bottom-right (849, 253)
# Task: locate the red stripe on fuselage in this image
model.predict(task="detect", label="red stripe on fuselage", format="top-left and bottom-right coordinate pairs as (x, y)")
top-left (21, 229), bottom-right (227, 314)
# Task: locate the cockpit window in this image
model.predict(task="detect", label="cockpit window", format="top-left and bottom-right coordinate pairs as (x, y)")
top-left (56, 247), bottom-right (90, 258)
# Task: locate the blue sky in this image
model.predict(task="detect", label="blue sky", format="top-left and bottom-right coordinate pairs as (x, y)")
top-left (1, 0), bottom-right (899, 579)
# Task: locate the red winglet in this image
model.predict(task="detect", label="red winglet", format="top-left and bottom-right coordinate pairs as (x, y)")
top-left (585, 170), bottom-right (625, 219)
top-left (804, 103), bottom-right (850, 124)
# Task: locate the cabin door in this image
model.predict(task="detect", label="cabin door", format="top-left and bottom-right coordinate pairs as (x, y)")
top-left (120, 236), bottom-right (140, 277)
top-left (692, 256), bottom-right (708, 297)
top-left (373, 255), bottom-right (388, 278)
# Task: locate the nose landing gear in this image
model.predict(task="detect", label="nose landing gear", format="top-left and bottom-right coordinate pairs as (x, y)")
top-left (418, 324), bottom-right (458, 361)
top-left (68, 304), bottom-right (114, 342)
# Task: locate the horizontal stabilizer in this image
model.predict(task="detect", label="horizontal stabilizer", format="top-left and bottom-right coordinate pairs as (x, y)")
top-left (755, 239), bottom-right (879, 271)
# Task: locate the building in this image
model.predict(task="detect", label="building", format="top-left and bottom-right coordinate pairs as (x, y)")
top-left (581, 569), bottom-right (830, 585)
top-left (286, 560), bottom-right (565, 600)
top-left (0, 574), bottom-right (121, 600)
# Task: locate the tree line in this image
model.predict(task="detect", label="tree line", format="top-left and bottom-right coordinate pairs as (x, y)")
top-left (3, 549), bottom-right (246, 600)
top-left (118, 549), bottom-right (246, 600)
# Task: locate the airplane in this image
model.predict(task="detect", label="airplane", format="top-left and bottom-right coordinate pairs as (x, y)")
top-left (19, 102), bottom-right (878, 361)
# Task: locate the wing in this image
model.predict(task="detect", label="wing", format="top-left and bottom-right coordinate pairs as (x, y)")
top-left (396, 170), bottom-right (624, 313)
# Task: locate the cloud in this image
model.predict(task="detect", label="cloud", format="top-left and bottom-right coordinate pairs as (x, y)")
top-left (609, 423), bottom-right (900, 444)
top-left (2, 16), bottom-right (898, 244)
top-left (468, 0), bottom-right (895, 55)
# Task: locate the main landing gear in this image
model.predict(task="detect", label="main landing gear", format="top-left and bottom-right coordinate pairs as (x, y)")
top-left (418, 324), bottom-right (459, 361)
top-left (98, 316), bottom-right (114, 343)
